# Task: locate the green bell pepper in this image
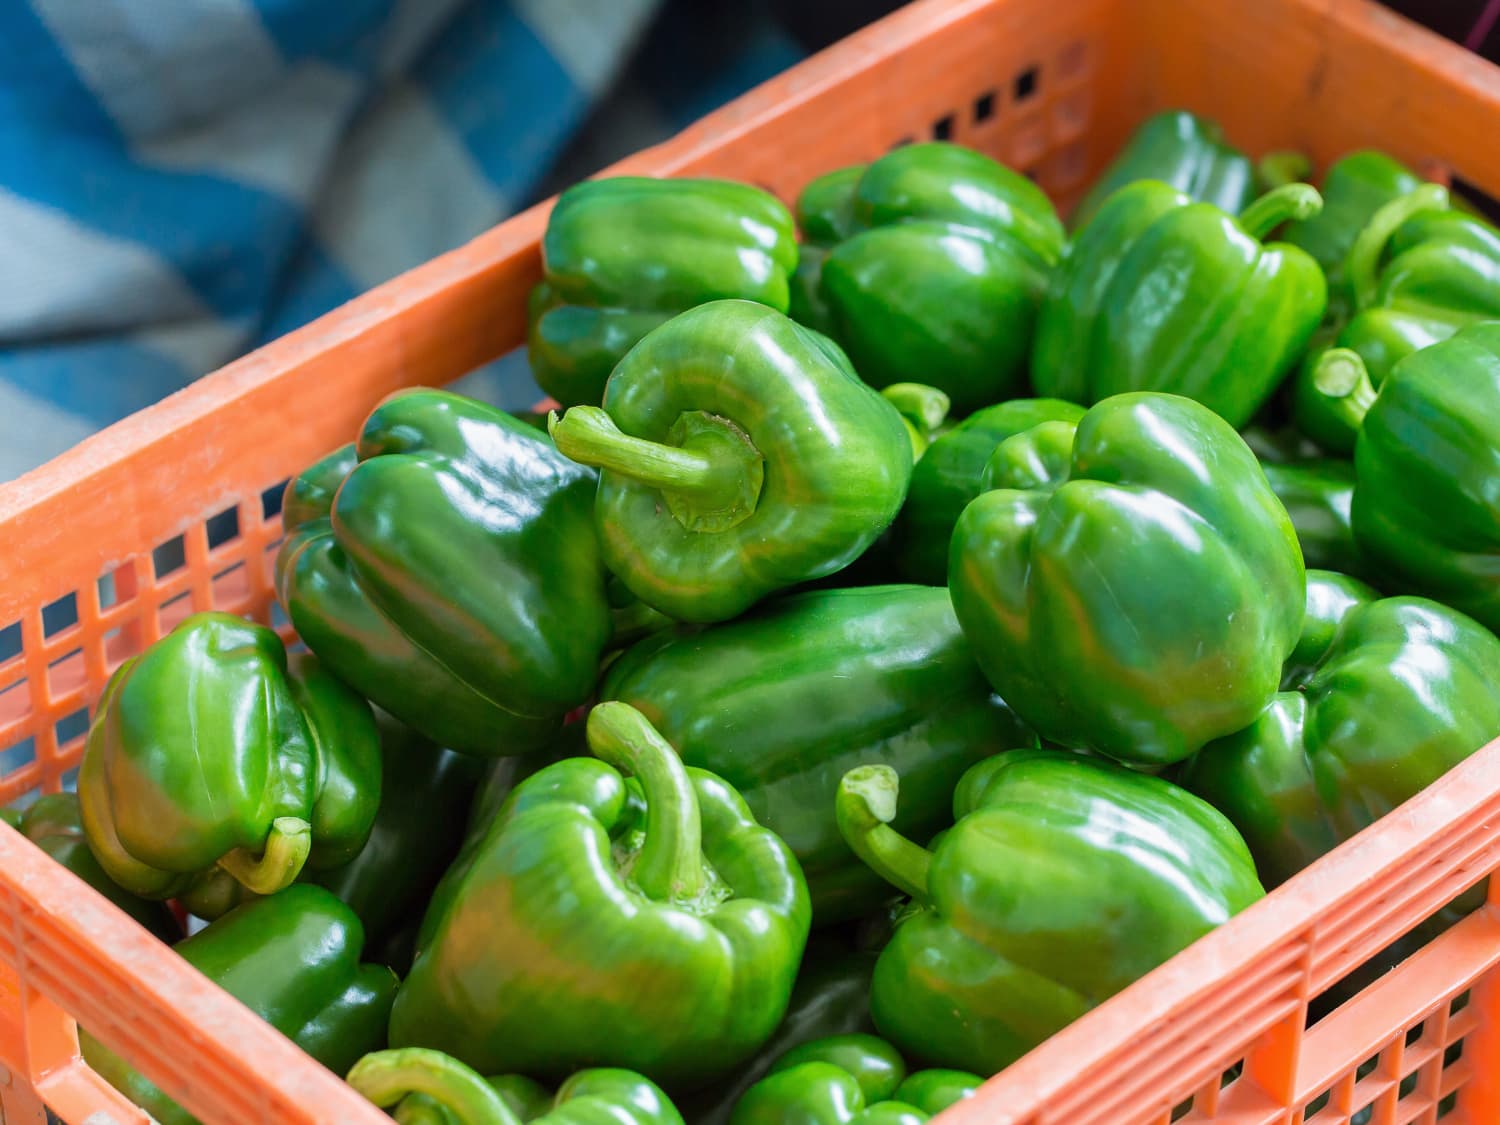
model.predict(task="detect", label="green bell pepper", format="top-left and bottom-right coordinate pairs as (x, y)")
top-left (949, 393), bottom-right (1306, 767)
top-left (276, 389), bottom-right (614, 755)
top-left (601, 585), bottom-right (1034, 922)
top-left (389, 702), bottom-right (811, 1088)
top-left (789, 143), bottom-right (1066, 413)
top-left (308, 712), bottom-right (486, 960)
top-left (82, 885), bottom-right (398, 1125)
top-left (838, 752), bottom-right (1264, 1075)
top-left (548, 300), bottom-right (912, 623)
top-left (78, 612), bottom-right (381, 918)
top-left (1311, 322), bottom-right (1500, 631)
top-left (350, 1048), bottom-right (683, 1125)
top-left (1180, 570), bottom-right (1500, 887)
top-left (6, 793), bottom-right (178, 941)
top-left (728, 1032), bottom-right (980, 1125)
top-left (891, 398), bottom-right (1086, 585)
top-left (1032, 181), bottom-right (1327, 428)
top-left (528, 176), bottom-right (797, 408)
top-left (1259, 458), bottom-right (1366, 579)
top-left (1069, 110), bottom-right (1255, 231)
top-left (1291, 185), bottom-right (1500, 454)
top-left (684, 935), bottom-right (879, 1125)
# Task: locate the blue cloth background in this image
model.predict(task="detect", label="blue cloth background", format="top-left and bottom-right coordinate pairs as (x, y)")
top-left (0, 0), bottom-right (809, 481)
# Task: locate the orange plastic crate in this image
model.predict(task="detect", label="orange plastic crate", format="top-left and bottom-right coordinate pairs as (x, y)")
top-left (2, 0), bottom-right (1500, 1121)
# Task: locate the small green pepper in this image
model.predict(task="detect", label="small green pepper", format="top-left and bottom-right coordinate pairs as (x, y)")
top-left (549, 300), bottom-right (912, 623)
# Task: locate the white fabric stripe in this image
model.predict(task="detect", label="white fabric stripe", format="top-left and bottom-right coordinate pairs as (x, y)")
top-left (311, 81), bottom-right (502, 291)
top-left (0, 190), bottom-right (209, 340)
top-left (133, 316), bottom-right (252, 376)
top-left (376, 0), bottom-right (470, 77)
top-left (30, 0), bottom-right (285, 140)
top-left (509, 0), bottom-right (659, 93)
top-left (0, 379), bottom-right (102, 481)
top-left (136, 62), bottom-right (361, 204)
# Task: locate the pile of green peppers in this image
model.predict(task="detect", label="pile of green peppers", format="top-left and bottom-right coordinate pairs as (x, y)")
top-left (11, 109), bottom-right (1500, 1125)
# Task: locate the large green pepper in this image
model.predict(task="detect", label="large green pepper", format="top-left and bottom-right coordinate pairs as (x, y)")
top-left (549, 300), bottom-right (912, 623)
top-left (389, 702), bottom-right (810, 1088)
top-left (82, 885), bottom-right (397, 1125)
top-left (528, 176), bottom-right (797, 408)
top-left (1259, 458), bottom-right (1365, 579)
top-left (891, 398), bottom-right (1086, 585)
top-left (949, 393), bottom-right (1305, 767)
top-left (1291, 185), bottom-right (1500, 454)
top-left (1316, 323), bottom-right (1500, 631)
top-left (600, 585), bottom-right (1033, 922)
top-left (1069, 110), bottom-right (1255, 231)
top-left (276, 389), bottom-right (613, 755)
top-left (1180, 570), bottom-right (1500, 886)
top-left (308, 713), bottom-right (485, 958)
top-left (728, 1033), bottom-right (981, 1125)
top-left (350, 1048), bottom-right (684, 1125)
top-left (684, 935), bottom-right (879, 1125)
top-left (1032, 181), bottom-right (1326, 428)
top-left (78, 613), bottom-right (380, 918)
top-left (838, 752), bottom-right (1264, 1074)
top-left (5, 793), bottom-right (178, 941)
top-left (789, 143), bottom-right (1066, 413)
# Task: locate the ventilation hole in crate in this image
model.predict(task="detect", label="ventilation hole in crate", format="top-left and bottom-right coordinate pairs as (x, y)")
top-left (158, 590), bottom-right (194, 634)
top-left (1444, 1038), bottom-right (1464, 1067)
top-left (1303, 1088), bottom-right (1333, 1120)
top-left (1438, 1089), bottom-right (1459, 1117)
top-left (1349, 1103), bottom-right (1372, 1125)
top-left (1014, 65), bottom-right (1039, 102)
top-left (47, 649), bottom-right (85, 706)
top-left (973, 90), bottom-right (997, 123)
top-left (0, 680), bottom-right (30, 727)
top-left (212, 562), bottom-right (250, 610)
top-left (270, 600), bottom-right (292, 633)
top-left (97, 570), bottom-right (124, 611)
top-left (262, 479), bottom-right (290, 522)
top-left (1451, 175), bottom-right (1500, 226)
top-left (1057, 39), bottom-right (1089, 80)
top-left (206, 504), bottom-right (241, 550)
top-left (1, 737), bottom-right (36, 778)
top-left (0, 621), bottom-right (19, 664)
top-left (932, 113), bottom-right (955, 141)
top-left (1450, 991), bottom-right (1471, 1016)
top-left (890, 135), bottom-right (915, 150)
top-left (54, 708), bottom-right (89, 749)
top-left (59, 766), bottom-right (79, 793)
top-left (1406, 1021), bottom-right (1426, 1047)
top-left (42, 592), bottom-right (79, 639)
top-left (153, 535), bottom-right (187, 580)
top-left (1170, 1093), bottom-right (1193, 1120)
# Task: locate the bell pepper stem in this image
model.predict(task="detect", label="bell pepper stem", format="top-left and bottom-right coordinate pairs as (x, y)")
top-left (216, 816), bottom-right (311, 895)
top-left (882, 383), bottom-right (951, 436)
top-left (1237, 184), bottom-right (1324, 241)
top-left (348, 1048), bottom-right (523, 1125)
top-left (1346, 183), bottom-right (1449, 311)
top-left (1309, 348), bottom-right (1379, 433)
top-left (586, 702), bottom-right (706, 902)
top-left (548, 407), bottom-right (764, 532)
top-left (1256, 151), bottom-right (1313, 192)
top-left (837, 766), bottom-right (932, 903)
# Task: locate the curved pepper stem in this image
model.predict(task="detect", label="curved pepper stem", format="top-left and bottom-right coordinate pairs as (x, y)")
top-left (836, 766), bottom-right (932, 903)
top-left (1346, 183), bottom-right (1449, 311)
top-left (1237, 183), bottom-right (1324, 241)
top-left (1255, 151), bottom-right (1313, 192)
top-left (216, 816), bottom-right (311, 895)
top-left (586, 702), bottom-right (706, 902)
top-left (1309, 347), bottom-right (1379, 434)
top-left (882, 383), bottom-right (951, 435)
top-left (549, 407), bottom-right (764, 533)
top-left (348, 1048), bottom-right (523, 1125)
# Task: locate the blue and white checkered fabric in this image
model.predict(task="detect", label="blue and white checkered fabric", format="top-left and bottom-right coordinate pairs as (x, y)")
top-left (0, 0), bottom-right (681, 481)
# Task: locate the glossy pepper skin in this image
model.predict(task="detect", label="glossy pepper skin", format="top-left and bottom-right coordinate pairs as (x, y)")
top-left (839, 753), bottom-right (1264, 1075)
top-left (1314, 323), bottom-right (1500, 632)
top-left (949, 393), bottom-right (1305, 767)
top-left (5, 794), bottom-right (178, 941)
top-left (1292, 187), bottom-right (1500, 454)
top-left (728, 1033), bottom-right (980, 1125)
top-left (349, 1049), bottom-right (684, 1125)
top-left (308, 713), bottom-right (485, 959)
top-left (892, 398), bottom-right (1086, 585)
top-left (527, 176), bottom-right (797, 408)
top-left (790, 143), bottom-right (1066, 413)
top-left (1180, 571), bottom-right (1500, 886)
top-left (78, 613), bottom-right (381, 918)
top-left (389, 702), bottom-right (811, 1088)
top-left (601, 585), bottom-right (1034, 922)
top-left (276, 389), bottom-right (614, 755)
top-left (82, 885), bottom-right (397, 1125)
top-left (549, 300), bottom-right (912, 623)
top-left (1259, 458), bottom-right (1366, 579)
top-left (1032, 181), bottom-right (1327, 428)
top-left (1069, 110), bottom-right (1255, 231)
